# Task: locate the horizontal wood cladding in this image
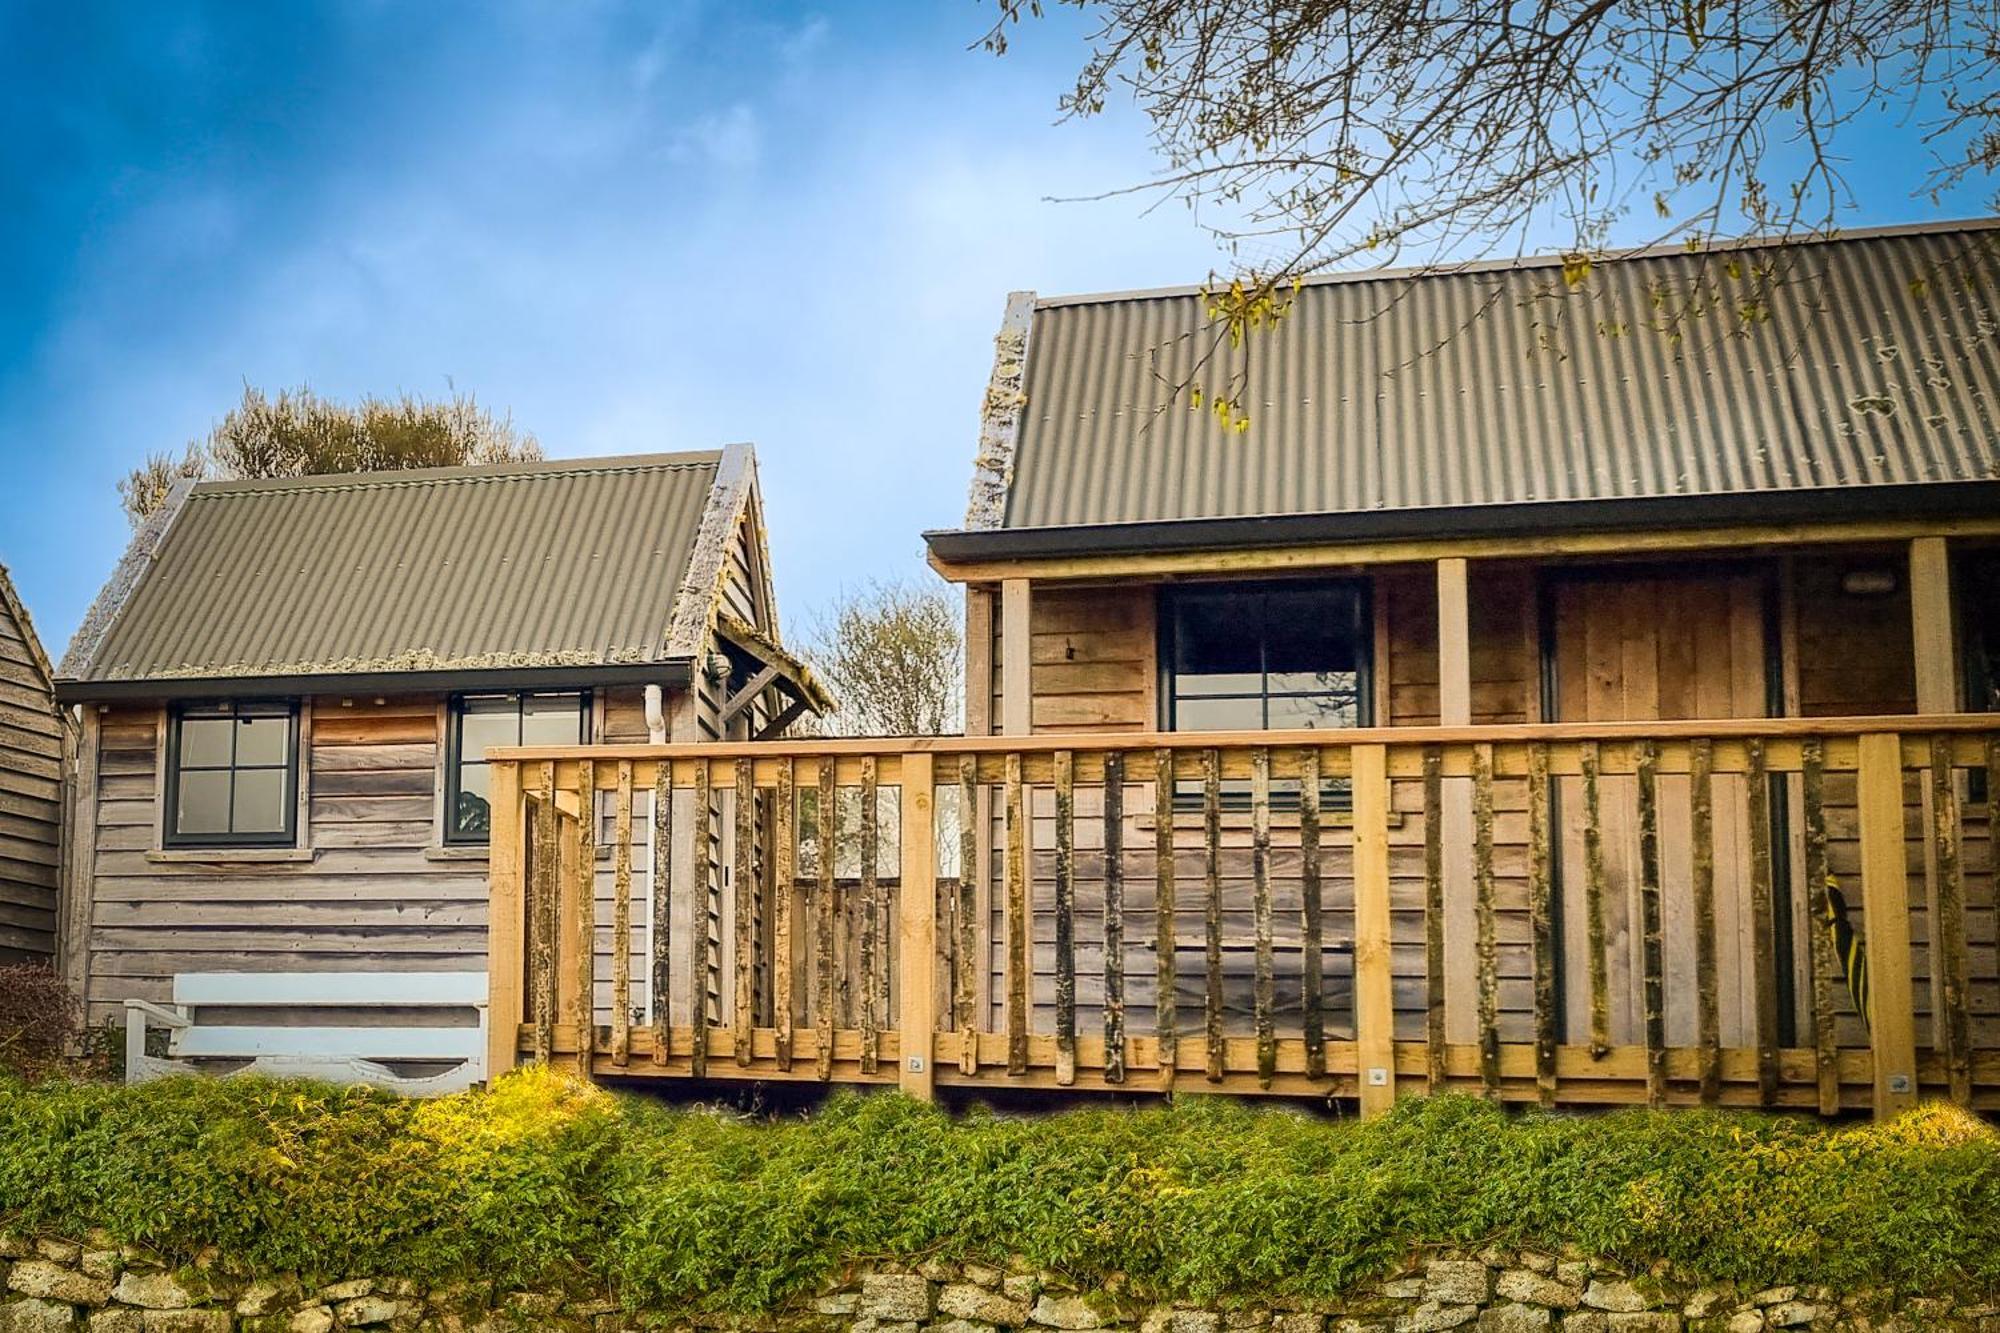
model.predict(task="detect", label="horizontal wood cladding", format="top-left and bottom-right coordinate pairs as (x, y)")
top-left (1028, 586), bottom-right (1155, 733)
top-left (0, 591), bottom-right (61, 962)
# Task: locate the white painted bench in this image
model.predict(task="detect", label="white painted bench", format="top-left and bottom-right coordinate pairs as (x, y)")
top-left (125, 972), bottom-right (488, 1097)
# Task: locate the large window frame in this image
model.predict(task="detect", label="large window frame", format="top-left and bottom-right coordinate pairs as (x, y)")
top-left (162, 700), bottom-right (301, 849)
top-left (444, 689), bottom-right (592, 845)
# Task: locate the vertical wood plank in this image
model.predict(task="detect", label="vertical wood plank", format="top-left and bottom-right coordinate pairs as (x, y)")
top-left (1301, 746), bottom-right (1327, 1082)
top-left (1580, 741), bottom-right (1612, 1059)
top-left (1102, 750), bottom-right (1127, 1084)
top-left (1001, 579), bottom-right (1032, 737)
top-left (1689, 738), bottom-right (1721, 1105)
top-left (1471, 742), bottom-right (1500, 1098)
top-left (1745, 738), bottom-right (1779, 1104)
top-left (1858, 732), bottom-right (1918, 1118)
top-left (1251, 747), bottom-right (1276, 1088)
top-left (1636, 741), bottom-right (1666, 1109)
top-left (858, 755), bottom-right (881, 1076)
top-left (612, 762), bottom-right (634, 1067)
top-left (532, 762), bottom-right (557, 1065)
top-left (1053, 749), bottom-right (1078, 1086)
top-left (571, 759), bottom-right (597, 1078)
top-left (815, 758), bottom-right (836, 1081)
top-left (1154, 747), bottom-right (1178, 1089)
top-left (1928, 734), bottom-right (1972, 1103)
top-left (650, 760), bottom-right (672, 1066)
top-left (486, 760), bottom-right (525, 1081)
top-left (1420, 744), bottom-right (1444, 1092)
top-left (1005, 751), bottom-right (1029, 1075)
top-left (1353, 743), bottom-right (1396, 1117)
top-left (1909, 538), bottom-right (1958, 712)
top-left (689, 758), bottom-right (710, 1080)
top-left (957, 755), bottom-right (980, 1075)
top-left (1801, 739), bottom-right (1839, 1115)
top-left (1437, 557), bottom-right (1472, 726)
top-left (773, 758), bottom-right (795, 1071)
top-left (1203, 747), bottom-right (1225, 1083)
top-left (898, 752), bottom-right (937, 1100)
top-left (1526, 742), bottom-right (1556, 1108)
top-left (734, 758), bottom-right (757, 1068)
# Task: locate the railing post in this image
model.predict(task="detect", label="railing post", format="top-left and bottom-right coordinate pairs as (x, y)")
top-left (1352, 743), bottom-right (1397, 1117)
top-left (898, 752), bottom-right (938, 1100)
top-left (1857, 732), bottom-right (1918, 1119)
top-left (485, 759), bottom-right (526, 1082)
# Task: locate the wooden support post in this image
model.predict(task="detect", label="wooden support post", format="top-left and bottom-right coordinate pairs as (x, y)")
top-left (1579, 742), bottom-right (1612, 1058)
top-left (1471, 742), bottom-right (1500, 1097)
top-left (650, 761), bottom-right (672, 1066)
top-left (1689, 739), bottom-right (1721, 1104)
top-left (858, 755), bottom-right (881, 1075)
top-left (1053, 749), bottom-right (1077, 1086)
top-left (957, 755), bottom-right (980, 1075)
top-left (1801, 740), bottom-right (1840, 1116)
top-left (1154, 748), bottom-right (1178, 1090)
top-left (1745, 738), bottom-right (1780, 1105)
top-left (1420, 745), bottom-right (1445, 1092)
top-left (1301, 746), bottom-right (1327, 1082)
top-left (1526, 742), bottom-right (1556, 1108)
top-left (532, 762), bottom-right (557, 1065)
top-left (569, 759), bottom-right (597, 1079)
top-left (898, 753), bottom-right (938, 1100)
top-left (1857, 732), bottom-right (1918, 1118)
top-left (773, 758), bottom-right (796, 1071)
top-left (612, 763), bottom-right (634, 1067)
top-left (815, 758), bottom-right (836, 1081)
top-left (1353, 743), bottom-right (1396, 1117)
top-left (1102, 751), bottom-right (1127, 1083)
top-left (1910, 538), bottom-right (1957, 713)
top-left (1635, 742), bottom-right (1665, 1109)
top-left (1202, 748), bottom-right (1225, 1083)
top-left (1928, 734), bottom-right (1972, 1103)
top-left (1909, 538), bottom-right (1966, 1102)
top-left (1001, 579), bottom-right (1031, 738)
top-left (1005, 751), bottom-right (1029, 1075)
top-left (1250, 747), bottom-right (1276, 1089)
top-left (734, 758), bottom-right (757, 1068)
top-left (486, 760), bottom-right (525, 1081)
top-left (1437, 558), bottom-right (1476, 1053)
top-left (690, 758), bottom-right (710, 1079)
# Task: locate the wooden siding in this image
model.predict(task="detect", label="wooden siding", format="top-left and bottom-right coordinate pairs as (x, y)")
top-left (0, 580), bottom-right (62, 962)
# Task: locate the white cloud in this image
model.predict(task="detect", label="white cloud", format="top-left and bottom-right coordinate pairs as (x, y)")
top-left (667, 102), bottom-right (761, 170)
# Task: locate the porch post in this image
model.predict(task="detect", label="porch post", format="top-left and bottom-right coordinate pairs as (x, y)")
top-left (1857, 732), bottom-right (1918, 1118)
top-left (486, 759), bottom-right (526, 1081)
top-left (1001, 578), bottom-right (1032, 736)
top-left (1436, 558), bottom-right (1477, 1045)
top-left (1909, 537), bottom-right (1957, 713)
top-left (898, 752), bottom-right (938, 1100)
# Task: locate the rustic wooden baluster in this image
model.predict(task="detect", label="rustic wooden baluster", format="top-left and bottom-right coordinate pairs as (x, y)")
top-left (650, 760), bottom-right (672, 1067)
top-left (611, 762), bottom-right (634, 1068)
top-left (1102, 750), bottom-right (1127, 1084)
top-left (1472, 742), bottom-right (1499, 1099)
top-left (532, 761), bottom-right (558, 1066)
top-left (859, 755), bottom-right (881, 1076)
top-left (1989, 737), bottom-right (2000, 892)
top-left (1746, 739), bottom-right (1779, 1104)
top-left (735, 758), bottom-right (757, 1069)
top-left (1689, 738), bottom-right (1721, 1105)
top-left (957, 755), bottom-right (980, 1075)
top-left (1005, 751), bottom-right (1029, 1076)
top-left (1929, 734), bottom-right (1972, 1104)
top-left (816, 758), bottom-right (837, 1081)
top-left (1353, 743), bottom-right (1396, 1117)
top-left (1053, 749), bottom-right (1077, 1086)
top-left (1251, 747), bottom-right (1276, 1089)
top-left (1154, 748), bottom-right (1178, 1089)
top-left (1420, 745), bottom-right (1444, 1093)
top-left (1636, 741), bottom-right (1666, 1110)
top-left (1801, 739), bottom-right (1839, 1114)
top-left (687, 759), bottom-right (711, 1079)
top-left (573, 759), bottom-right (597, 1078)
top-left (1527, 742), bottom-right (1556, 1108)
top-left (1579, 741), bottom-right (1611, 1059)
top-left (1301, 746), bottom-right (1326, 1082)
top-left (1202, 747), bottom-right (1225, 1084)
top-left (487, 761), bottom-right (526, 1080)
top-left (1857, 732), bottom-right (1918, 1118)
top-left (773, 758), bottom-right (795, 1072)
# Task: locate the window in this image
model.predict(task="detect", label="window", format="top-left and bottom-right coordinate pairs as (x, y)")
top-left (164, 701), bottom-right (299, 847)
top-left (1963, 551), bottom-right (1999, 803)
top-left (1161, 580), bottom-right (1371, 809)
top-left (446, 691), bottom-right (590, 843)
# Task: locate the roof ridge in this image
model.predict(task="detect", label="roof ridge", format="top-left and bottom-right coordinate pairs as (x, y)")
top-left (189, 449), bottom-right (732, 499)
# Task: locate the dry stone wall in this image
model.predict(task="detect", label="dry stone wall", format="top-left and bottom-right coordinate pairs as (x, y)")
top-left (1, 1233), bottom-right (1992, 1333)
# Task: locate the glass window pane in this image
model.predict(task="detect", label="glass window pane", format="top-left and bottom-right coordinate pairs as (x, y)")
top-left (521, 693), bottom-right (585, 746)
top-left (231, 770), bottom-right (289, 834)
top-left (1267, 690), bottom-right (1359, 730)
top-left (458, 706), bottom-right (517, 762)
top-left (176, 770), bottom-right (232, 835)
top-left (1172, 595), bottom-right (1262, 696)
top-left (453, 764), bottom-right (492, 839)
top-left (1174, 695), bottom-right (1265, 731)
top-left (1264, 587), bottom-right (1359, 681)
top-left (179, 717), bottom-right (233, 768)
top-left (233, 714), bottom-right (292, 768)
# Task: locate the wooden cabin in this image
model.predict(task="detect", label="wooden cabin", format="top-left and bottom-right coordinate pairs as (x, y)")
top-left (54, 447), bottom-right (826, 1034)
top-left (475, 222), bottom-right (2000, 1118)
top-left (0, 563), bottom-right (66, 963)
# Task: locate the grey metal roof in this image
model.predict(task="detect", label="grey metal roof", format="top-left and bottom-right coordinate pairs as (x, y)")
top-left (990, 221), bottom-right (2000, 532)
top-left (65, 450), bottom-right (736, 688)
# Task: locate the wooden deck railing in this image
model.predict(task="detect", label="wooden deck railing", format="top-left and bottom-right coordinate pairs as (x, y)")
top-left (483, 717), bottom-right (2000, 1118)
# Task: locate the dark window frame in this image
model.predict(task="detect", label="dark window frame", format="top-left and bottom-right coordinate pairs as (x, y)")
top-left (444, 689), bottom-right (592, 845)
top-left (162, 699), bottom-right (301, 849)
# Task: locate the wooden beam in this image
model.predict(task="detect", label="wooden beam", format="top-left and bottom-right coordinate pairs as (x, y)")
top-left (1910, 537), bottom-right (1958, 713)
top-left (1000, 578), bottom-right (1032, 737)
top-left (717, 664), bottom-right (783, 729)
top-left (1437, 559), bottom-right (1476, 1054)
top-left (1352, 743), bottom-right (1396, 1117)
top-left (965, 586), bottom-right (994, 738)
top-left (897, 752), bottom-right (937, 1100)
top-left (58, 708), bottom-right (100, 1002)
top-left (1857, 732), bottom-right (1918, 1119)
top-left (486, 759), bottom-right (525, 1082)
top-left (1437, 558), bottom-right (1472, 726)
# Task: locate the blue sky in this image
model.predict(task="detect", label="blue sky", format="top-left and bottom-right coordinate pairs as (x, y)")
top-left (0, 1), bottom-right (1983, 657)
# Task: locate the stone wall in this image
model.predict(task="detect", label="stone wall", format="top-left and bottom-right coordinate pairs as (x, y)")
top-left (1, 1232), bottom-right (1992, 1333)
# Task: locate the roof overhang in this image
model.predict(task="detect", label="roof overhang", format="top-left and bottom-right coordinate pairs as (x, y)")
top-left (925, 480), bottom-right (2000, 571)
top-left (53, 659), bottom-right (694, 705)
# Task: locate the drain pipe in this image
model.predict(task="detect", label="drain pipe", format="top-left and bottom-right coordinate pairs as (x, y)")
top-left (644, 683), bottom-right (668, 744)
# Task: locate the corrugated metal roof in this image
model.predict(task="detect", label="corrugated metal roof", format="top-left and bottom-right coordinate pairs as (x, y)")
top-left (72, 451), bottom-right (727, 685)
top-left (998, 221), bottom-right (2000, 530)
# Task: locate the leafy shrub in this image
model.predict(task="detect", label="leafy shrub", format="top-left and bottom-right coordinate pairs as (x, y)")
top-left (0, 962), bottom-right (92, 1080)
top-left (1, 1072), bottom-right (1997, 1311)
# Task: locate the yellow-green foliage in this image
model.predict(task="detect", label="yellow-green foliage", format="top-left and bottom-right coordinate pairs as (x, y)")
top-left (3, 1072), bottom-right (1998, 1312)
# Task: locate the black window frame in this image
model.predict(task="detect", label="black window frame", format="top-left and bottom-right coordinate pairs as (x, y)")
top-left (444, 689), bottom-right (592, 845)
top-left (162, 699), bottom-right (301, 849)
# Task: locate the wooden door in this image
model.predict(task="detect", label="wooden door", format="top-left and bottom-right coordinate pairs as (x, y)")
top-left (1551, 573), bottom-right (1771, 1048)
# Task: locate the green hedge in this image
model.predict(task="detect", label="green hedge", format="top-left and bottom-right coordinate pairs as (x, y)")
top-left (2, 1069), bottom-right (1998, 1311)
